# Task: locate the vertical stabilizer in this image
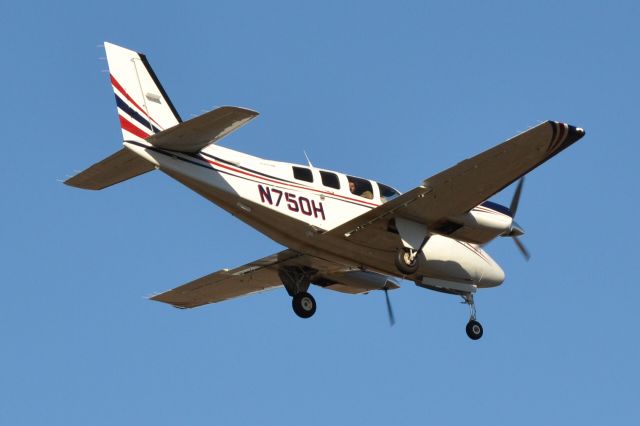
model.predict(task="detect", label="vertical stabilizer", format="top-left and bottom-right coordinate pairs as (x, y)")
top-left (104, 42), bottom-right (182, 142)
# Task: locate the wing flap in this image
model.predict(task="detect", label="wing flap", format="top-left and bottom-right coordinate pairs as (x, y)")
top-left (64, 147), bottom-right (155, 190)
top-left (146, 106), bottom-right (259, 153)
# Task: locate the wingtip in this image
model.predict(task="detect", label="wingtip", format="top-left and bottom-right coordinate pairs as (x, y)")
top-left (546, 121), bottom-right (586, 155)
top-left (565, 123), bottom-right (586, 145)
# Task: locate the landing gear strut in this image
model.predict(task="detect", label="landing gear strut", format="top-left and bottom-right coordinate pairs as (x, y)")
top-left (393, 229), bottom-right (430, 275)
top-left (279, 266), bottom-right (317, 319)
top-left (462, 293), bottom-right (483, 340)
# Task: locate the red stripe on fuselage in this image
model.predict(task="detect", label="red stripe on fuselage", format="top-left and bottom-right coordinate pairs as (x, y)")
top-left (201, 157), bottom-right (380, 208)
top-left (119, 115), bottom-right (151, 139)
top-left (110, 75), bottom-right (162, 129)
top-left (457, 241), bottom-right (491, 265)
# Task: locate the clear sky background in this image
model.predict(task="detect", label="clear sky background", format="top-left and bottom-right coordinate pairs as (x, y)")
top-left (2, 1), bottom-right (639, 424)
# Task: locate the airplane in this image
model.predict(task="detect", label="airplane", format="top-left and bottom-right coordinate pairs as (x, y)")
top-left (65, 42), bottom-right (585, 340)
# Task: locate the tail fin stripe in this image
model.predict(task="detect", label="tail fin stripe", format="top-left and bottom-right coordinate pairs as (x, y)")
top-left (119, 114), bottom-right (151, 139)
top-left (114, 94), bottom-right (161, 134)
top-left (110, 74), bottom-right (163, 130)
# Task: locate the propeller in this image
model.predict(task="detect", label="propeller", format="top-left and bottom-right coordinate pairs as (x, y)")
top-left (513, 235), bottom-right (531, 261)
top-left (504, 177), bottom-right (531, 261)
top-left (509, 177), bottom-right (525, 216)
top-left (383, 284), bottom-right (396, 326)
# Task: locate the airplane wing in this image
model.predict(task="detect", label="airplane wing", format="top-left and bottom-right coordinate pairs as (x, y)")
top-left (327, 121), bottom-right (585, 245)
top-left (150, 249), bottom-right (398, 309)
top-left (146, 106), bottom-right (258, 153)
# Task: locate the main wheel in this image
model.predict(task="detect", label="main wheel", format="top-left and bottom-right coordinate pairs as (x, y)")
top-left (466, 320), bottom-right (483, 340)
top-left (292, 292), bottom-right (316, 319)
top-left (394, 247), bottom-right (419, 275)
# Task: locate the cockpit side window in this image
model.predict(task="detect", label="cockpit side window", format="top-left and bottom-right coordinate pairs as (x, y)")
top-left (347, 176), bottom-right (374, 199)
top-left (292, 166), bottom-right (313, 182)
top-left (377, 182), bottom-right (400, 203)
top-left (320, 171), bottom-right (340, 189)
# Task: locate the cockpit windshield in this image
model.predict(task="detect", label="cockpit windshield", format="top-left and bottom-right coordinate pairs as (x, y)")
top-left (377, 182), bottom-right (400, 203)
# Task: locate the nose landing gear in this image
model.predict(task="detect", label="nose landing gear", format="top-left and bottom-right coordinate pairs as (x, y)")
top-left (462, 293), bottom-right (483, 340)
top-left (466, 319), bottom-right (483, 340)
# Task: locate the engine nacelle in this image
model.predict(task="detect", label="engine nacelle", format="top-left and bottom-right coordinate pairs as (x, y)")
top-left (419, 235), bottom-right (505, 288)
top-left (444, 203), bottom-right (514, 244)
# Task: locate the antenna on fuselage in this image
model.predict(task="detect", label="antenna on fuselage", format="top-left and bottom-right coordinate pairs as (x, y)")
top-left (303, 150), bottom-right (314, 168)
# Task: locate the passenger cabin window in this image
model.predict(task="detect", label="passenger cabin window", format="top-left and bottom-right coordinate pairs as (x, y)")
top-left (293, 166), bottom-right (313, 182)
top-left (378, 182), bottom-right (400, 203)
top-left (320, 171), bottom-right (340, 189)
top-left (347, 176), bottom-right (374, 200)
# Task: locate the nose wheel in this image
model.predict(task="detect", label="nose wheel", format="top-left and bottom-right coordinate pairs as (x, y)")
top-left (462, 293), bottom-right (483, 340)
top-left (292, 292), bottom-right (316, 318)
top-left (466, 320), bottom-right (483, 340)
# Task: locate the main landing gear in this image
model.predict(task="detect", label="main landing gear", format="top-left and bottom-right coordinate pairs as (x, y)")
top-left (392, 218), bottom-right (431, 276)
top-left (462, 293), bottom-right (483, 340)
top-left (279, 266), bottom-right (317, 319)
top-left (394, 247), bottom-right (419, 275)
top-left (292, 292), bottom-right (316, 318)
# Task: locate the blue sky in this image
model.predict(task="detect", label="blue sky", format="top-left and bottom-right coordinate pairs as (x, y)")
top-left (2, 1), bottom-right (639, 424)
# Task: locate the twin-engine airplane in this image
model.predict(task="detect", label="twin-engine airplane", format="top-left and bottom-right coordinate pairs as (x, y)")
top-left (66, 42), bottom-right (585, 340)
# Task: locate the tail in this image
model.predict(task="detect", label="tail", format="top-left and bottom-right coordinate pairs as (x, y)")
top-left (66, 42), bottom-right (259, 190)
top-left (105, 42), bottom-right (181, 141)
top-left (65, 42), bottom-right (181, 190)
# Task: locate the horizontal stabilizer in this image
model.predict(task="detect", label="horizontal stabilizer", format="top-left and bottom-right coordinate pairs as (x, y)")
top-left (64, 147), bottom-right (154, 190)
top-left (147, 106), bottom-right (259, 153)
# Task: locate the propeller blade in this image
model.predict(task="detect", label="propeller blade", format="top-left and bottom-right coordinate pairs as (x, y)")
top-left (509, 177), bottom-right (525, 217)
top-left (384, 288), bottom-right (396, 326)
top-left (513, 236), bottom-right (531, 261)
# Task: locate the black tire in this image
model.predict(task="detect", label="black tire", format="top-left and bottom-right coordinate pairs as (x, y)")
top-left (394, 248), bottom-right (419, 275)
top-left (466, 320), bottom-right (483, 340)
top-left (292, 292), bottom-right (316, 319)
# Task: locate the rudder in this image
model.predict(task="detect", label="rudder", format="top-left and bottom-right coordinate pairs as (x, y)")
top-left (105, 42), bottom-right (182, 142)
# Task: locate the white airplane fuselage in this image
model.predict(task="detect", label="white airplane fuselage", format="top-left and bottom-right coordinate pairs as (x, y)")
top-left (125, 139), bottom-right (507, 292)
